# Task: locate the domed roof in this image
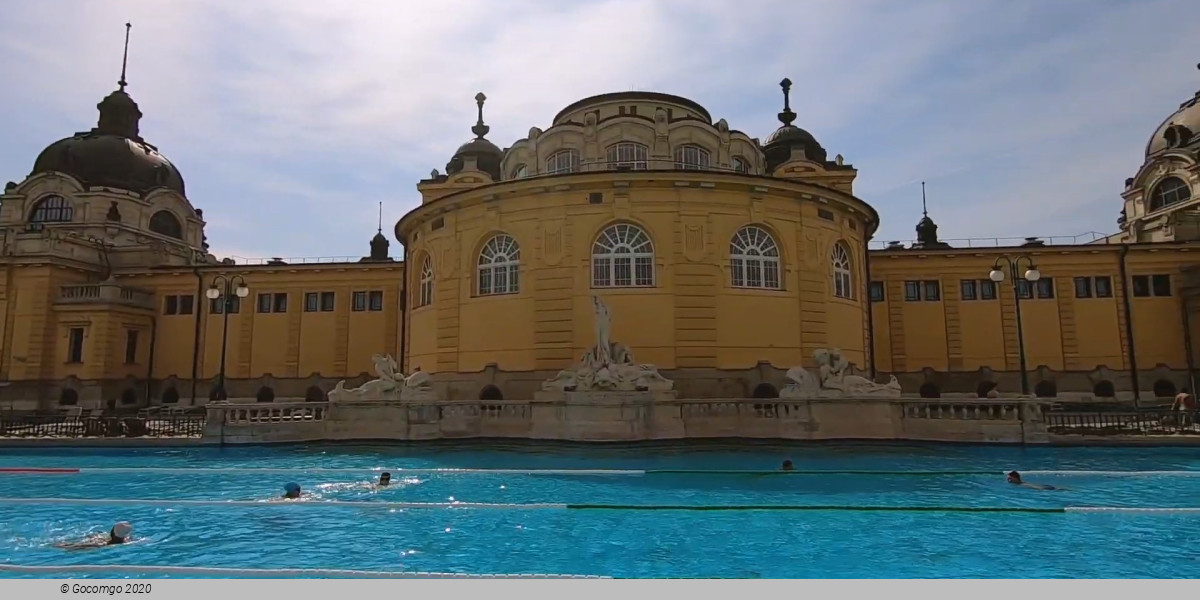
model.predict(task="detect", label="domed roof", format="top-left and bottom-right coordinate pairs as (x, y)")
top-left (444, 93), bottom-right (503, 181)
top-left (29, 87), bottom-right (186, 196)
top-left (1146, 64), bottom-right (1200, 157)
top-left (763, 79), bottom-right (828, 171)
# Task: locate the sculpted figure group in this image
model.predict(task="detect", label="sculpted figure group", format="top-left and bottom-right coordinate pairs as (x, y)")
top-left (541, 296), bottom-right (674, 393)
top-left (328, 354), bottom-right (434, 402)
top-left (780, 348), bottom-right (901, 399)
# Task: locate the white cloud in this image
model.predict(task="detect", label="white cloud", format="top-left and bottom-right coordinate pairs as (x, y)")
top-left (1, 0), bottom-right (1197, 257)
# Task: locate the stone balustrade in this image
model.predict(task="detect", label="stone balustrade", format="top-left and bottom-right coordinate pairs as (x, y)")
top-left (58, 282), bottom-right (155, 310)
top-left (201, 396), bottom-right (1054, 445)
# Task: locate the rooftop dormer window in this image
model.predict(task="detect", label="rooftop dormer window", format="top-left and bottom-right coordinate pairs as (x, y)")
top-left (1149, 176), bottom-right (1191, 211)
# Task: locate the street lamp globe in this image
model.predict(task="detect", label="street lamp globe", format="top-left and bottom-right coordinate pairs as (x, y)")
top-left (235, 284), bottom-right (250, 298)
top-left (1024, 268), bottom-right (1041, 282)
top-left (205, 286), bottom-right (220, 300)
top-left (988, 269), bottom-right (1005, 283)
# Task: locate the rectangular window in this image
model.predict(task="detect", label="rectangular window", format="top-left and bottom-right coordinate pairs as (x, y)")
top-left (1131, 275), bottom-right (1150, 297)
top-left (352, 291), bottom-right (367, 312)
top-left (817, 209), bottom-right (835, 221)
top-left (273, 293), bottom-right (288, 313)
top-left (904, 281), bottom-right (921, 302)
top-left (67, 327), bottom-right (84, 363)
top-left (960, 280), bottom-right (977, 301)
top-left (164, 295), bottom-right (179, 315)
top-left (369, 290), bottom-right (384, 311)
top-left (124, 329), bottom-right (138, 365)
top-left (1073, 277), bottom-right (1092, 298)
top-left (304, 292), bottom-right (319, 312)
top-left (1035, 277), bottom-right (1055, 299)
top-left (320, 291), bottom-right (336, 312)
top-left (179, 295), bottom-right (194, 315)
top-left (922, 280), bottom-right (941, 302)
top-left (869, 281), bottom-right (885, 303)
top-left (1016, 279), bottom-right (1033, 300)
top-left (980, 280), bottom-right (997, 300)
top-left (1095, 276), bottom-right (1113, 298)
top-left (1152, 274), bottom-right (1172, 297)
top-left (210, 296), bottom-right (240, 314)
top-left (257, 293), bottom-right (273, 313)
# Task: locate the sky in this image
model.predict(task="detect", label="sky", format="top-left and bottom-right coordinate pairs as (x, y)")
top-left (0, 0), bottom-right (1197, 261)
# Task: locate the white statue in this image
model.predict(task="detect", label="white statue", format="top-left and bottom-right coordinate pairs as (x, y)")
top-left (328, 354), bottom-right (434, 402)
top-left (542, 296), bottom-right (673, 393)
top-left (779, 348), bottom-right (901, 399)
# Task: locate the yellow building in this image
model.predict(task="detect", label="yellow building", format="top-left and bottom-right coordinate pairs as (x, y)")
top-left (3, 69), bottom-right (1199, 410)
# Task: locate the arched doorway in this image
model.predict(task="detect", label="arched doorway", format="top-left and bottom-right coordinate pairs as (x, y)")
top-left (305, 386), bottom-right (326, 402)
top-left (976, 381), bottom-right (997, 398)
top-left (161, 387), bottom-right (180, 404)
top-left (59, 388), bottom-right (79, 406)
top-left (479, 385), bottom-right (504, 401)
top-left (121, 388), bottom-right (138, 405)
top-left (752, 383), bottom-right (779, 399)
top-left (1153, 379), bottom-right (1177, 398)
top-left (1034, 381), bottom-right (1057, 398)
top-left (1092, 380), bottom-right (1115, 398)
top-left (256, 386), bottom-right (276, 403)
top-left (919, 383), bottom-right (941, 398)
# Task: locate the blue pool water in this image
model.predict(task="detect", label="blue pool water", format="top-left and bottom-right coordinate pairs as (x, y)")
top-left (2, 442), bottom-right (1200, 578)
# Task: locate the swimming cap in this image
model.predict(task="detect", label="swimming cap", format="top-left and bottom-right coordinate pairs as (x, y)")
top-left (112, 522), bottom-right (133, 538)
top-left (284, 482), bottom-right (301, 494)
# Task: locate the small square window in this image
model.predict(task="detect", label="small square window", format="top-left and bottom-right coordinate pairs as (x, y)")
top-left (1073, 277), bottom-right (1092, 298)
top-left (923, 280), bottom-right (941, 302)
top-left (210, 296), bottom-right (240, 314)
top-left (1152, 274), bottom-right (1172, 297)
top-left (869, 281), bottom-right (885, 303)
top-left (369, 290), bottom-right (384, 311)
top-left (960, 280), bottom-right (977, 301)
top-left (164, 295), bottom-right (179, 315)
top-left (1035, 277), bottom-right (1055, 299)
top-left (320, 291), bottom-right (336, 312)
top-left (1016, 279), bottom-right (1033, 300)
top-left (1131, 275), bottom-right (1150, 298)
top-left (352, 291), bottom-right (367, 312)
top-left (904, 281), bottom-right (921, 302)
top-left (273, 293), bottom-right (288, 313)
top-left (980, 280), bottom-right (997, 300)
top-left (304, 292), bottom-right (319, 312)
top-left (1095, 276), bottom-right (1113, 298)
top-left (179, 295), bottom-right (194, 315)
top-left (257, 293), bottom-right (273, 313)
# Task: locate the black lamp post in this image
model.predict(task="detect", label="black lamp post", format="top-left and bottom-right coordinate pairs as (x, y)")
top-left (989, 256), bottom-right (1041, 396)
top-left (205, 274), bottom-right (248, 400)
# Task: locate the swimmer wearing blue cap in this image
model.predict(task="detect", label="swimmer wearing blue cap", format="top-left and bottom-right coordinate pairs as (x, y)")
top-left (283, 482), bottom-right (302, 499)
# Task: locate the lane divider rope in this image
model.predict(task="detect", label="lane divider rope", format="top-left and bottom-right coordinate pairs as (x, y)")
top-left (0, 498), bottom-right (566, 509)
top-left (3, 467), bottom-right (1200, 477)
top-left (0, 564), bottom-right (608, 578)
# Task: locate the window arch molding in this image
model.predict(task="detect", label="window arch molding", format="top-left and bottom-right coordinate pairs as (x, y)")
top-left (149, 209), bottom-right (184, 239)
top-left (1148, 176), bottom-right (1191, 211)
top-left (28, 194), bottom-right (74, 224)
top-left (413, 251), bottom-right (434, 308)
top-left (544, 148), bottom-right (581, 175)
top-left (605, 141), bottom-right (649, 170)
top-left (729, 224), bottom-right (783, 290)
top-left (830, 240), bottom-right (855, 300)
top-left (476, 233), bottom-right (521, 296)
top-left (590, 221), bottom-right (656, 288)
top-left (673, 143), bottom-right (711, 170)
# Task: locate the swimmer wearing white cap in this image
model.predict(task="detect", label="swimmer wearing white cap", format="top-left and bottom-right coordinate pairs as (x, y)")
top-left (56, 522), bottom-right (133, 549)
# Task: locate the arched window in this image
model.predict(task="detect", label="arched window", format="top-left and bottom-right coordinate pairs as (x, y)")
top-left (1034, 380), bottom-right (1057, 398)
top-left (674, 145), bottom-right (710, 170)
top-left (510, 164), bottom-right (528, 179)
top-left (417, 255), bottom-right (434, 307)
top-left (752, 383), bottom-right (779, 399)
top-left (606, 142), bottom-right (648, 170)
top-left (59, 388), bottom-right (79, 406)
top-left (730, 226), bottom-right (781, 290)
top-left (1149, 177), bottom-right (1191, 211)
top-left (831, 243), bottom-right (854, 299)
top-left (731, 156), bottom-right (749, 173)
top-left (1153, 379), bottom-right (1177, 398)
top-left (976, 381), bottom-right (998, 398)
top-left (149, 210), bottom-right (183, 239)
top-left (29, 195), bottom-right (73, 225)
top-left (478, 234), bottom-right (520, 295)
top-left (545, 149), bottom-right (580, 175)
top-left (592, 223), bottom-right (654, 288)
top-left (256, 386), bottom-right (275, 403)
top-left (479, 385), bottom-right (504, 401)
top-left (919, 383), bottom-right (941, 398)
top-left (121, 388), bottom-right (138, 405)
top-left (1093, 380), bottom-right (1115, 398)
top-left (161, 386), bottom-right (180, 404)
top-left (305, 386), bottom-right (326, 402)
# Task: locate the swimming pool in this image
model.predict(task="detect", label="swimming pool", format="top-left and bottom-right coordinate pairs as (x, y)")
top-left (2, 442), bottom-right (1199, 578)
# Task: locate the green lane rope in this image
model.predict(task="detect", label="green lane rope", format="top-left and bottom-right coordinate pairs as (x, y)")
top-left (566, 504), bottom-right (1066, 513)
top-left (645, 469), bottom-right (1001, 476)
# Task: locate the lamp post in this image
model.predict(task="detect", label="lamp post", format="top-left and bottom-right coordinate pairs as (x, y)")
top-left (205, 274), bottom-right (249, 401)
top-left (989, 256), bottom-right (1041, 396)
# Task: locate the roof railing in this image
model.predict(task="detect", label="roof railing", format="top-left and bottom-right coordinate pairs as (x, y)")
top-left (869, 232), bottom-right (1111, 250)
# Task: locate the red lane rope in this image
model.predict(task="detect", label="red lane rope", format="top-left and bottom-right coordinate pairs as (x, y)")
top-left (0, 468), bottom-right (79, 474)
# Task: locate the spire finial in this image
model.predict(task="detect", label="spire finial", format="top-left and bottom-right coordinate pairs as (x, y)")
top-left (471, 92), bottom-right (490, 139)
top-left (777, 78), bottom-right (796, 127)
top-left (377, 201), bottom-right (383, 234)
top-left (921, 181), bottom-right (928, 217)
top-left (118, 22), bottom-right (132, 90)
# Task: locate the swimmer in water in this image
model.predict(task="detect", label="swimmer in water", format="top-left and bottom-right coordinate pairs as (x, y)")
top-left (781, 460), bottom-right (794, 471)
top-left (1007, 470), bottom-right (1057, 490)
top-left (57, 522), bottom-right (133, 550)
top-left (378, 472), bottom-right (391, 487)
top-left (282, 482), bottom-right (302, 499)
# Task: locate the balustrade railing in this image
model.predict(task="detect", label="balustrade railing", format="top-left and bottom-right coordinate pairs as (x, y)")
top-left (1046, 410), bottom-right (1200, 435)
top-left (901, 400), bottom-right (1037, 421)
top-left (0, 413), bottom-right (205, 438)
top-left (218, 402), bottom-right (327, 425)
top-left (58, 283), bottom-right (155, 309)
